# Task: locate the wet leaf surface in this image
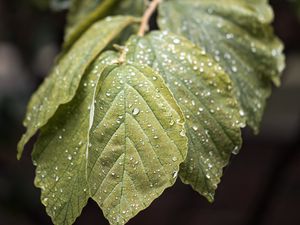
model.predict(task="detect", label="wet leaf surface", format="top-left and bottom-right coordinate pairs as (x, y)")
top-left (18, 16), bottom-right (136, 159)
top-left (32, 51), bottom-right (188, 225)
top-left (126, 31), bottom-right (244, 201)
top-left (158, 0), bottom-right (285, 132)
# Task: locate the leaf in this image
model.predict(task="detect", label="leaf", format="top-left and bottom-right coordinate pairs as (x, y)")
top-left (158, 0), bottom-right (285, 132)
top-left (67, 0), bottom-right (103, 28)
top-left (289, 0), bottom-right (300, 19)
top-left (32, 51), bottom-right (119, 225)
top-left (125, 31), bottom-right (244, 201)
top-left (32, 51), bottom-right (188, 225)
top-left (18, 16), bottom-right (137, 159)
top-left (113, 0), bottom-right (146, 16)
top-left (64, 0), bottom-right (117, 46)
top-left (88, 63), bottom-right (187, 225)
top-left (65, 0), bottom-right (145, 48)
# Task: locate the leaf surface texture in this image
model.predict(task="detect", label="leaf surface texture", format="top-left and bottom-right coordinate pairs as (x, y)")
top-left (65, 0), bottom-right (145, 46)
top-left (126, 32), bottom-right (244, 201)
top-left (32, 51), bottom-right (188, 225)
top-left (88, 63), bottom-right (187, 225)
top-left (18, 16), bottom-right (136, 158)
top-left (158, 0), bottom-right (285, 131)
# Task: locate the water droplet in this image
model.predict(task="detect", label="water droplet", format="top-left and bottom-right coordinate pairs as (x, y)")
top-left (231, 66), bottom-right (237, 73)
top-left (132, 108), bottom-right (140, 116)
top-left (180, 130), bottom-right (186, 137)
top-left (239, 110), bottom-right (245, 117)
top-left (173, 38), bottom-right (180, 44)
top-left (173, 171), bottom-right (178, 178)
top-left (226, 33), bottom-right (234, 39)
top-left (232, 146), bottom-right (239, 155)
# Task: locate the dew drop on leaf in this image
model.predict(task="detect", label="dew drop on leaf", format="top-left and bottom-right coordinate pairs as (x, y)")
top-left (180, 130), bottom-right (186, 137)
top-left (172, 171), bottom-right (178, 179)
top-left (232, 146), bottom-right (240, 155)
top-left (132, 108), bottom-right (140, 116)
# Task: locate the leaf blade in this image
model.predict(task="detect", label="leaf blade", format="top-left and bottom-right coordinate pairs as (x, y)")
top-left (32, 51), bottom-right (119, 225)
top-left (64, 0), bottom-right (119, 47)
top-left (65, 0), bottom-right (145, 47)
top-left (18, 16), bottom-right (136, 159)
top-left (125, 31), bottom-right (244, 201)
top-left (32, 55), bottom-right (188, 225)
top-left (158, 0), bottom-right (285, 132)
top-left (88, 63), bottom-right (188, 225)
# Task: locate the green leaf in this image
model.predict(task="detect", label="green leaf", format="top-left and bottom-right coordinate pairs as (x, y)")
top-left (32, 51), bottom-right (188, 225)
top-left (125, 31), bottom-right (244, 202)
top-left (113, 0), bottom-right (146, 16)
top-left (158, 0), bottom-right (285, 132)
top-left (65, 0), bottom-right (117, 46)
top-left (67, 0), bottom-right (103, 27)
top-left (32, 51), bottom-right (119, 225)
top-left (65, 0), bottom-right (145, 48)
top-left (88, 63), bottom-right (187, 225)
top-left (18, 16), bottom-right (137, 159)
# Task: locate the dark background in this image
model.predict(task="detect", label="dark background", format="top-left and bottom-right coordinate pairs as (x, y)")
top-left (0, 0), bottom-right (299, 225)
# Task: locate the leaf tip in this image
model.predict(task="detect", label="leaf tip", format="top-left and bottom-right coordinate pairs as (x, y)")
top-left (17, 136), bottom-right (25, 160)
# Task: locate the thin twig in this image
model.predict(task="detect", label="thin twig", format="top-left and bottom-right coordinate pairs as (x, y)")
top-left (138, 0), bottom-right (161, 36)
top-left (113, 44), bottom-right (128, 63)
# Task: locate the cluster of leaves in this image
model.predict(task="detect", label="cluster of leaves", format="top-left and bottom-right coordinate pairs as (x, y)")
top-left (18, 0), bottom-right (285, 225)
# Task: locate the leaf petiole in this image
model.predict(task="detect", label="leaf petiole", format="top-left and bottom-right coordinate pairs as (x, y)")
top-left (138, 0), bottom-right (161, 36)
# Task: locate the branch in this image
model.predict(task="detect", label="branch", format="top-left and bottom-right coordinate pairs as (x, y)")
top-left (138, 0), bottom-right (161, 36)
